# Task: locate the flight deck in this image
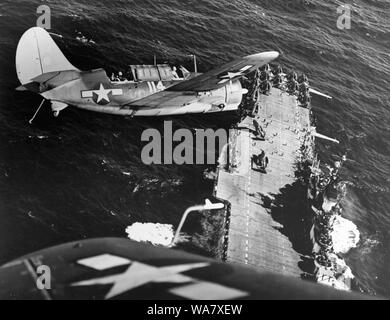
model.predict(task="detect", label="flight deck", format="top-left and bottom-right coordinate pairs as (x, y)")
top-left (215, 86), bottom-right (313, 277)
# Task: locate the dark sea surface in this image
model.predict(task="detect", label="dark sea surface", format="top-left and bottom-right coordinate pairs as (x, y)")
top-left (0, 0), bottom-right (389, 297)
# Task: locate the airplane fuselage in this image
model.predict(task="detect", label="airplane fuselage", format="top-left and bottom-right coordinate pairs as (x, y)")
top-left (41, 69), bottom-right (245, 116)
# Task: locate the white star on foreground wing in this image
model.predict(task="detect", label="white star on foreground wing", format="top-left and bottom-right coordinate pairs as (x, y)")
top-left (71, 261), bottom-right (209, 299)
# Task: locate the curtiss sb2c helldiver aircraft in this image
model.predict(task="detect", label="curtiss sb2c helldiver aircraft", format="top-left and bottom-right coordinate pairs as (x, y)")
top-left (15, 27), bottom-right (279, 121)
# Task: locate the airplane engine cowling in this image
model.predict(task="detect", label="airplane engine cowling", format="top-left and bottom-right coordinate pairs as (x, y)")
top-left (224, 79), bottom-right (247, 110)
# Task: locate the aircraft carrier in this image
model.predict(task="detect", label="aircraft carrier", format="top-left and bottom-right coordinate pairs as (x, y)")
top-left (214, 69), bottom-right (314, 277)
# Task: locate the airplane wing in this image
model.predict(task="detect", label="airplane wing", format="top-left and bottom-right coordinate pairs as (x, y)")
top-left (120, 52), bottom-right (279, 115)
top-left (166, 51), bottom-right (279, 92)
top-left (0, 238), bottom-right (370, 300)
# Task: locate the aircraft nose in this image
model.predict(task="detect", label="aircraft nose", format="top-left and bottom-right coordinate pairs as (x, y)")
top-left (247, 51), bottom-right (280, 62)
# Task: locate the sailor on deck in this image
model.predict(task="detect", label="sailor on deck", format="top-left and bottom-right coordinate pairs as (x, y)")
top-left (259, 79), bottom-right (271, 95)
top-left (260, 70), bottom-right (269, 82)
top-left (274, 64), bottom-right (283, 75)
top-left (298, 73), bottom-right (309, 84)
top-left (287, 78), bottom-right (299, 95)
top-left (272, 73), bottom-right (283, 88)
top-left (253, 119), bottom-right (266, 139)
top-left (287, 71), bottom-right (297, 81)
top-left (261, 63), bottom-right (272, 74)
top-left (298, 91), bottom-right (311, 107)
top-left (251, 150), bottom-right (269, 172)
top-left (299, 82), bottom-right (310, 95)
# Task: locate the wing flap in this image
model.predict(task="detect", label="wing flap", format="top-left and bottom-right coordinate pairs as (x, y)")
top-left (123, 91), bottom-right (197, 110)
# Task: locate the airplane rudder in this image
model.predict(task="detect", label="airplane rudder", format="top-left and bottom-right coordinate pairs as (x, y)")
top-left (15, 27), bottom-right (79, 85)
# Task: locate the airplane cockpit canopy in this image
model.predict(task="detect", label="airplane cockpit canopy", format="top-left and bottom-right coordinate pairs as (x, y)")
top-left (130, 64), bottom-right (176, 82)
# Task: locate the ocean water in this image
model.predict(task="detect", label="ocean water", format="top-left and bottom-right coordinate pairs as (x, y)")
top-left (0, 0), bottom-right (389, 297)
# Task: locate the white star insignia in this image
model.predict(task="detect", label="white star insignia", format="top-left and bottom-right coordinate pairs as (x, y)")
top-left (94, 83), bottom-right (110, 103)
top-left (218, 65), bottom-right (254, 84)
top-left (72, 261), bottom-right (209, 299)
top-left (222, 71), bottom-right (244, 79)
top-left (81, 83), bottom-right (123, 104)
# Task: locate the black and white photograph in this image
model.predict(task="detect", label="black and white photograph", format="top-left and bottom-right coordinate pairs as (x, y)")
top-left (0, 0), bottom-right (389, 304)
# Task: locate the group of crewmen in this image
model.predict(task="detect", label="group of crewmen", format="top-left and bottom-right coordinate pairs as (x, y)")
top-left (248, 64), bottom-right (313, 174)
top-left (256, 64), bottom-right (311, 108)
top-left (288, 72), bottom-right (311, 108)
top-left (251, 150), bottom-right (269, 172)
top-left (250, 119), bottom-right (268, 172)
top-left (252, 64), bottom-right (349, 284)
top-left (312, 200), bottom-right (350, 286)
top-left (310, 159), bottom-right (348, 274)
top-left (257, 63), bottom-right (279, 95)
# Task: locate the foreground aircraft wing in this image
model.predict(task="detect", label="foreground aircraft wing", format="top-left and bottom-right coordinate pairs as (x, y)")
top-left (166, 51), bottom-right (279, 92)
top-left (0, 238), bottom-right (371, 300)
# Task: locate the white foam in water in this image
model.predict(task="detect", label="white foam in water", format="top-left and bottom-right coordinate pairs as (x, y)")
top-left (329, 253), bottom-right (355, 280)
top-left (322, 197), bottom-right (337, 213)
top-left (125, 222), bottom-right (174, 246)
top-left (330, 215), bottom-right (360, 254)
top-left (316, 254), bottom-right (354, 291)
top-left (317, 271), bottom-right (351, 291)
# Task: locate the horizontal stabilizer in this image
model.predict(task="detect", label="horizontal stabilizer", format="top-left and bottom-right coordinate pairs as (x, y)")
top-left (16, 82), bottom-right (41, 93)
top-left (31, 70), bottom-right (80, 84)
top-left (15, 85), bottom-right (27, 91)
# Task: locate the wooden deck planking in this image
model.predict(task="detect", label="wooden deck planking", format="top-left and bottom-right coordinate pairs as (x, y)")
top-left (216, 87), bottom-right (311, 277)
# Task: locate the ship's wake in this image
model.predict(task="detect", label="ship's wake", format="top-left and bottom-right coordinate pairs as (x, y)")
top-left (125, 222), bottom-right (174, 246)
top-left (125, 222), bottom-right (190, 247)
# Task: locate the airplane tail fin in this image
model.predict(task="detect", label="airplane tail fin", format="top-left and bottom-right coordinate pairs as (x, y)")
top-left (15, 27), bottom-right (79, 86)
